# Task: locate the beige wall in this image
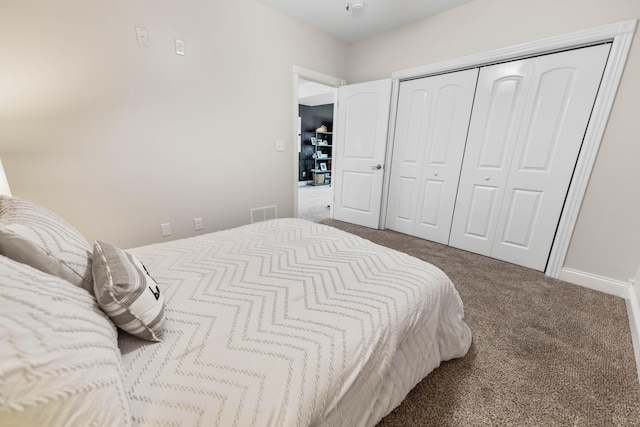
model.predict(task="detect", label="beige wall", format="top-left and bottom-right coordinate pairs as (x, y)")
top-left (347, 0), bottom-right (640, 283)
top-left (0, 0), bottom-right (347, 248)
top-left (2, 0), bottom-right (638, 283)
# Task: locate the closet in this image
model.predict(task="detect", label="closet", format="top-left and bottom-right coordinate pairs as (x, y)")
top-left (385, 68), bottom-right (478, 244)
top-left (385, 43), bottom-right (611, 271)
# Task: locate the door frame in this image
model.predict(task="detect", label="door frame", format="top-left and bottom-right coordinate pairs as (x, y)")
top-left (291, 66), bottom-right (345, 218)
top-left (384, 19), bottom-right (636, 279)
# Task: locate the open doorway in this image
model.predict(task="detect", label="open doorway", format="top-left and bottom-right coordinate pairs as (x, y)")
top-left (293, 69), bottom-right (343, 222)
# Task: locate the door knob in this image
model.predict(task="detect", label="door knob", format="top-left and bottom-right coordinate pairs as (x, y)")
top-left (372, 164), bottom-right (382, 170)
top-left (434, 172), bottom-right (439, 176)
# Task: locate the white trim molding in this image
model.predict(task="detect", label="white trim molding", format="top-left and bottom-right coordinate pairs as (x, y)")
top-left (547, 20), bottom-right (636, 278)
top-left (561, 267), bottom-right (640, 381)
top-left (291, 66), bottom-right (345, 219)
top-left (627, 265), bottom-right (640, 381)
top-left (626, 285), bottom-right (640, 381)
top-left (561, 267), bottom-right (640, 379)
top-left (390, 19), bottom-right (637, 280)
top-left (393, 20), bottom-right (637, 80)
top-left (559, 267), bottom-right (630, 297)
top-left (293, 66), bottom-right (346, 88)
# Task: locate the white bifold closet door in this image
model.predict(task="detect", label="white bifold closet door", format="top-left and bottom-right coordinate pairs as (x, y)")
top-left (385, 69), bottom-right (478, 244)
top-left (449, 44), bottom-right (611, 270)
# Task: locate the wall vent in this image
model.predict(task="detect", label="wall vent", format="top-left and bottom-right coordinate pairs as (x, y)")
top-left (250, 205), bottom-right (277, 223)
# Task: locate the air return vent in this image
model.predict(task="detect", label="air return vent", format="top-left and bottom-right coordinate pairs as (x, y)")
top-left (250, 205), bottom-right (277, 223)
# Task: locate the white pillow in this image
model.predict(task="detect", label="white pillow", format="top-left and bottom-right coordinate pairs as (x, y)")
top-left (0, 255), bottom-right (131, 426)
top-left (0, 195), bottom-right (93, 294)
top-left (92, 240), bottom-right (165, 342)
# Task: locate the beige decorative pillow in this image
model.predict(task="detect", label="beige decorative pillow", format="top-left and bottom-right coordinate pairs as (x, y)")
top-left (92, 240), bottom-right (165, 341)
top-left (0, 195), bottom-right (93, 294)
top-left (0, 255), bottom-right (131, 426)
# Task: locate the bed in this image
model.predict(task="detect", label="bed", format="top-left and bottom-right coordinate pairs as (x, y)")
top-left (0, 196), bottom-right (471, 426)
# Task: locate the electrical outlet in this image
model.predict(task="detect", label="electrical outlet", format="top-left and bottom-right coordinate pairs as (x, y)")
top-left (194, 217), bottom-right (203, 231)
top-left (276, 140), bottom-right (285, 151)
top-left (161, 222), bottom-right (171, 237)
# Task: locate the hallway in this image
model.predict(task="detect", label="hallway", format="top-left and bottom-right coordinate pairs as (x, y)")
top-left (298, 185), bottom-right (332, 223)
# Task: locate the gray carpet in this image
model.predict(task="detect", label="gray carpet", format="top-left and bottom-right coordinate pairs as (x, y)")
top-left (321, 219), bottom-right (640, 426)
top-left (298, 185), bottom-right (332, 223)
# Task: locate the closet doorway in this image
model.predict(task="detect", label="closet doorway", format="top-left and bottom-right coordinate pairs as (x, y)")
top-left (383, 21), bottom-right (634, 278)
top-left (386, 44), bottom-right (610, 271)
top-left (296, 75), bottom-right (339, 222)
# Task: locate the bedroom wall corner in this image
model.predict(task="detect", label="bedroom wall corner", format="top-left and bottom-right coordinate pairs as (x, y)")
top-left (624, 265), bottom-right (640, 382)
top-left (560, 266), bottom-right (640, 381)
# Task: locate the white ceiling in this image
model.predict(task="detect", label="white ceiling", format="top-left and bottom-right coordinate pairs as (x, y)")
top-left (258, 0), bottom-right (475, 43)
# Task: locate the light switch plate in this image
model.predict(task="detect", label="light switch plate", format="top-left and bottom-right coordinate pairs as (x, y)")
top-left (135, 26), bottom-right (149, 46)
top-left (175, 39), bottom-right (185, 56)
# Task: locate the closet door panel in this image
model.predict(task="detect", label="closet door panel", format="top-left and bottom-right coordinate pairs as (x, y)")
top-left (477, 76), bottom-right (526, 169)
top-left (386, 69), bottom-right (478, 244)
top-left (429, 85), bottom-right (465, 164)
top-left (492, 44), bottom-right (611, 270)
top-left (498, 188), bottom-right (542, 248)
top-left (465, 184), bottom-right (499, 241)
top-left (419, 180), bottom-right (444, 227)
top-left (396, 177), bottom-right (417, 222)
top-left (517, 69), bottom-right (575, 170)
top-left (403, 91), bottom-right (430, 161)
top-left (413, 80), bottom-right (474, 243)
top-left (449, 61), bottom-right (531, 255)
top-left (385, 84), bottom-right (432, 235)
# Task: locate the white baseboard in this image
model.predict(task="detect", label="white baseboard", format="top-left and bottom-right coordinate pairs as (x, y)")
top-left (561, 267), bottom-right (640, 381)
top-left (559, 267), bottom-right (629, 297)
top-left (625, 286), bottom-right (640, 382)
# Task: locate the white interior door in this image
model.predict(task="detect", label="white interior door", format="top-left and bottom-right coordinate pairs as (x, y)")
top-left (490, 44), bottom-right (610, 269)
top-left (333, 79), bottom-right (392, 228)
top-left (450, 44), bottom-right (611, 270)
top-left (448, 59), bottom-right (533, 256)
top-left (385, 68), bottom-right (478, 244)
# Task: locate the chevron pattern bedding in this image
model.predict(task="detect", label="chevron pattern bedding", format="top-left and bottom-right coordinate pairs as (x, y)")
top-left (120, 218), bottom-right (472, 426)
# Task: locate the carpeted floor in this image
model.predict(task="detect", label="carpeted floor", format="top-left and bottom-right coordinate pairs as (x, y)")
top-left (321, 219), bottom-right (640, 426)
top-left (298, 184), bottom-right (332, 222)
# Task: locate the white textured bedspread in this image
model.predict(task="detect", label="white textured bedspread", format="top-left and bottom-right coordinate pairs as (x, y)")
top-left (120, 218), bottom-right (471, 426)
